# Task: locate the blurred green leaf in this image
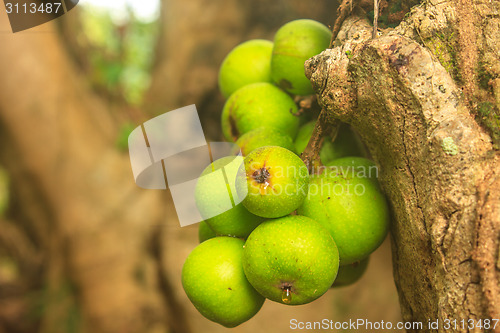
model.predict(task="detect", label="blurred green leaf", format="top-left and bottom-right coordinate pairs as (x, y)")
top-left (80, 6), bottom-right (159, 105)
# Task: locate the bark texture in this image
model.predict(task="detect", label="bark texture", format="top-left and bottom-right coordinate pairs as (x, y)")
top-left (306, 0), bottom-right (500, 331)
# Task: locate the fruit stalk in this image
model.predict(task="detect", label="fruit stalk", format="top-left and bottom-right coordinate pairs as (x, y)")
top-left (300, 109), bottom-right (340, 174)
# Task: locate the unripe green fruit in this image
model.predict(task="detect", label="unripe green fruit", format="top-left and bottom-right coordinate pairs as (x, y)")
top-left (331, 257), bottom-right (369, 288)
top-left (195, 156), bottom-right (264, 238)
top-left (271, 19), bottom-right (332, 95)
top-left (235, 127), bottom-right (296, 156)
top-left (221, 82), bottom-right (299, 142)
top-left (198, 221), bottom-right (216, 243)
top-left (218, 39), bottom-right (273, 98)
top-left (235, 146), bottom-right (309, 218)
top-left (242, 215), bottom-right (339, 305)
top-left (182, 237), bottom-right (265, 327)
top-left (297, 167), bottom-right (389, 264)
top-left (294, 121), bottom-right (365, 164)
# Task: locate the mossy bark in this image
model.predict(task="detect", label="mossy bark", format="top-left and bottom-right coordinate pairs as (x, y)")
top-left (306, 1), bottom-right (500, 331)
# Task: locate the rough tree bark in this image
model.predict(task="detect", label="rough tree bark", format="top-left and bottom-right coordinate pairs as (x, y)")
top-left (306, 0), bottom-right (500, 331)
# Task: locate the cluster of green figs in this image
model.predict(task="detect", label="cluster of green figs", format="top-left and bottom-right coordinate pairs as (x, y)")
top-left (181, 19), bottom-right (390, 328)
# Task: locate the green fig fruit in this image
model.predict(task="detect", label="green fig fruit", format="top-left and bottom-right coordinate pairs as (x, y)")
top-left (198, 221), bottom-right (216, 243)
top-left (294, 121), bottom-right (365, 164)
top-left (271, 19), bottom-right (332, 95)
top-left (218, 39), bottom-right (273, 98)
top-left (221, 82), bottom-right (299, 142)
top-left (242, 215), bottom-right (339, 305)
top-left (235, 146), bottom-right (309, 218)
top-left (195, 156), bottom-right (264, 238)
top-left (297, 167), bottom-right (389, 264)
top-left (331, 257), bottom-right (369, 288)
top-left (182, 237), bottom-right (265, 327)
top-left (235, 127), bottom-right (296, 156)
top-left (326, 156), bottom-right (378, 181)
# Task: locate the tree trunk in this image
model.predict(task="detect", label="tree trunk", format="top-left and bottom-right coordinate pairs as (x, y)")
top-left (0, 9), bottom-right (181, 333)
top-left (305, 0), bottom-right (500, 331)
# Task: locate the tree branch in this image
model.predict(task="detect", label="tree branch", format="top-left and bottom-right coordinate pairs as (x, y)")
top-left (372, 0), bottom-right (379, 39)
top-left (306, 10), bottom-right (499, 328)
top-left (300, 109), bottom-right (335, 173)
top-left (330, 0), bottom-right (360, 47)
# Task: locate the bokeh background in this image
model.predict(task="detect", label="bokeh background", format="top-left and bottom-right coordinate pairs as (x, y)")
top-left (0, 1), bottom-right (403, 332)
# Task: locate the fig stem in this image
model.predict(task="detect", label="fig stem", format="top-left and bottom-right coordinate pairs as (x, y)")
top-left (300, 108), bottom-right (340, 174)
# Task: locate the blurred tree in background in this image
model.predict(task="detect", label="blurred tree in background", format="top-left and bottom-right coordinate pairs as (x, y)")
top-left (0, 1), bottom-right (404, 333)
